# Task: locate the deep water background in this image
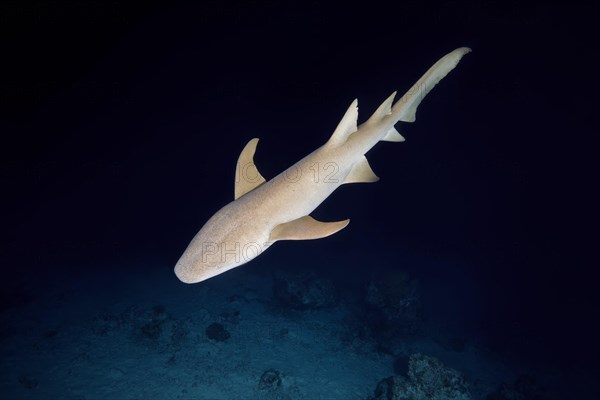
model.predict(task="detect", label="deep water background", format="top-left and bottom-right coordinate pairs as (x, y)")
top-left (1, 1), bottom-right (598, 398)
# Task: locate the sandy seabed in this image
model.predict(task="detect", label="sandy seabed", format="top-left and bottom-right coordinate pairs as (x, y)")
top-left (0, 263), bottom-right (541, 400)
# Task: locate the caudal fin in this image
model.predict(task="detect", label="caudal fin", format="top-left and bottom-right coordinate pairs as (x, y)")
top-left (327, 47), bottom-right (471, 148)
top-left (391, 47), bottom-right (471, 124)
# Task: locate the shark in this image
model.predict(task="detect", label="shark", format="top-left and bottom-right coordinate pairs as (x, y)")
top-left (174, 47), bottom-right (471, 284)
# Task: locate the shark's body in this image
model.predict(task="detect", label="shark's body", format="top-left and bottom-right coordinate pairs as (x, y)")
top-left (175, 47), bottom-right (471, 284)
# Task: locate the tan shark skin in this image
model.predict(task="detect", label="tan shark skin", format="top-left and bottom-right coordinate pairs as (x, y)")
top-left (175, 47), bottom-right (471, 284)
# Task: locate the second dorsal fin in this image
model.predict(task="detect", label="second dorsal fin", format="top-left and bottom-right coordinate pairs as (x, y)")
top-left (364, 91), bottom-right (396, 126)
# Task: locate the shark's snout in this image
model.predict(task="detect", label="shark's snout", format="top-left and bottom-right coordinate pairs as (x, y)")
top-left (174, 262), bottom-right (197, 284)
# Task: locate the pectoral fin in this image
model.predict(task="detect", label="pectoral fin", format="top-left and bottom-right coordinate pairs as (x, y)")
top-left (269, 216), bottom-right (349, 241)
top-left (235, 138), bottom-right (267, 199)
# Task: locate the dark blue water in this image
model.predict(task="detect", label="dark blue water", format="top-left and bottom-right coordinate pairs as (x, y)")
top-left (2, 1), bottom-right (598, 399)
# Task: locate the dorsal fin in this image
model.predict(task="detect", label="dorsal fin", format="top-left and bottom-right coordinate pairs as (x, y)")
top-left (234, 138), bottom-right (266, 199)
top-left (365, 91), bottom-right (396, 125)
top-left (327, 99), bottom-right (358, 147)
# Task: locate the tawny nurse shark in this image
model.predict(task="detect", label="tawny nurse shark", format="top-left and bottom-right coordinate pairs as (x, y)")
top-left (175, 47), bottom-right (471, 284)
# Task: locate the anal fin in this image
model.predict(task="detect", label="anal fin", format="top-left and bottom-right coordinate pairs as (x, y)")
top-left (270, 216), bottom-right (349, 241)
top-left (343, 156), bottom-right (379, 184)
top-left (381, 127), bottom-right (405, 142)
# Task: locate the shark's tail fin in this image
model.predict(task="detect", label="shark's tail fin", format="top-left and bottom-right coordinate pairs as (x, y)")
top-left (366, 47), bottom-right (471, 133)
top-left (392, 47), bottom-right (471, 123)
top-left (327, 47), bottom-right (470, 148)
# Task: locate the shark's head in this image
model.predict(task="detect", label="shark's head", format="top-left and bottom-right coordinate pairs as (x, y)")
top-left (174, 247), bottom-right (235, 284)
top-left (174, 204), bottom-right (272, 284)
top-left (174, 245), bottom-right (255, 284)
